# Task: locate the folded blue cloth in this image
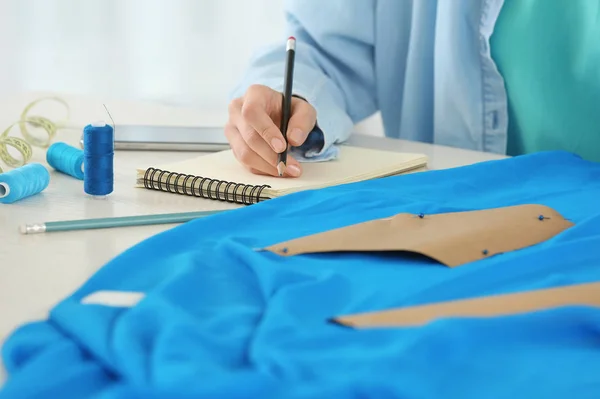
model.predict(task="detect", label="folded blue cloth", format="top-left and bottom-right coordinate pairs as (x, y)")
top-left (3, 151), bottom-right (600, 399)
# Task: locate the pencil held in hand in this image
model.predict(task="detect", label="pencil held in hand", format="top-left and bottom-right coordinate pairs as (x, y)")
top-left (277, 36), bottom-right (297, 176)
top-left (225, 37), bottom-right (313, 178)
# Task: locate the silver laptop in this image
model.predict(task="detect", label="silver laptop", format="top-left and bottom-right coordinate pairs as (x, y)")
top-left (80, 125), bottom-right (230, 152)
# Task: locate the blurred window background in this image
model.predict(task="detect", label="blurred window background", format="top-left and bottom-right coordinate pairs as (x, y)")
top-left (0, 0), bottom-right (382, 134)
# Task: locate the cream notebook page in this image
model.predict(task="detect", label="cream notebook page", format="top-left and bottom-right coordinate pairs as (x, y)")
top-left (137, 146), bottom-right (427, 198)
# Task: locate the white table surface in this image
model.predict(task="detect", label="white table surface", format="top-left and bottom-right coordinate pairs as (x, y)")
top-left (0, 93), bottom-right (506, 383)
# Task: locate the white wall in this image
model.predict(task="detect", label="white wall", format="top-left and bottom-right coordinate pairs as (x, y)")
top-left (0, 0), bottom-right (383, 135)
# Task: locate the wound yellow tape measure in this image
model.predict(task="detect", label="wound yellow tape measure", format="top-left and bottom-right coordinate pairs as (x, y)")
top-left (0, 97), bottom-right (70, 173)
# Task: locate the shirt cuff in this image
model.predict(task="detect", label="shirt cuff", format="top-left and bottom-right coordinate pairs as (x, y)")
top-left (265, 81), bottom-right (352, 162)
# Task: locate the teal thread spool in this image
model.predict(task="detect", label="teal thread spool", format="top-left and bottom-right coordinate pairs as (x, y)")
top-left (83, 121), bottom-right (114, 197)
top-left (46, 142), bottom-right (84, 180)
top-left (0, 163), bottom-right (50, 204)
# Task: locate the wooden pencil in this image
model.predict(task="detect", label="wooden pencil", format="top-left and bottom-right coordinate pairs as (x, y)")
top-left (20, 209), bottom-right (225, 234)
top-left (277, 36), bottom-right (297, 176)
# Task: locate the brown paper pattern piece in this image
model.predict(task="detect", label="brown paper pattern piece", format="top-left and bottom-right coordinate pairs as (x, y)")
top-left (263, 204), bottom-right (574, 267)
top-left (332, 281), bottom-right (600, 328)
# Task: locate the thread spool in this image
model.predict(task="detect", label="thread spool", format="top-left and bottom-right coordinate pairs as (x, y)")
top-left (46, 142), bottom-right (84, 180)
top-left (83, 121), bottom-right (114, 197)
top-left (0, 163), bottom-right (50, 204)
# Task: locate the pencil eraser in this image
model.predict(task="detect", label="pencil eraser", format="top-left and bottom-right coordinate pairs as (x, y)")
top-left (287, 36), bottom-right (296, 51)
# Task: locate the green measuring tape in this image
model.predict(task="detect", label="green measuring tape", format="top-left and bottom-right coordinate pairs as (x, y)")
top-left (0, 97), bottom-right (70, 173)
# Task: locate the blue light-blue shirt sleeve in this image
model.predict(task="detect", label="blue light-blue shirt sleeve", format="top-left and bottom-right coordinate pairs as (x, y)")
top-left (230, 0), bottom-right (378, 159)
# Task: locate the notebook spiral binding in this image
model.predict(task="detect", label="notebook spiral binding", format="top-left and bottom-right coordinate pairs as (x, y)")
top-left (142, 167), bottom-right (271, 205)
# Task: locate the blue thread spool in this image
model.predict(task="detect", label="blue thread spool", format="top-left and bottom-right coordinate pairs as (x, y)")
top-left (0, 163), bottom-right (50, 204)
top-left (83, 121), bottom-right (114, 197)
top-left (46, 142), bottom-right (84, 180)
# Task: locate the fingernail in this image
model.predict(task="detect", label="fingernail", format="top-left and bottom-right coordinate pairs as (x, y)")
top-left (271, 138), bottom-right (286, 152)
top-left (287, 164), bottom-right (301, 177)
top-left (289, 128), bottom-right (304, 144)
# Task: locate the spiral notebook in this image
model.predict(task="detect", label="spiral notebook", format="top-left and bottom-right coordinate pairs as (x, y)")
top-left (135, 146), bottom-right (428, 205)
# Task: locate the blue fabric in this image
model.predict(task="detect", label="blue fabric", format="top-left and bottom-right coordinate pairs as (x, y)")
top-left (231, 0), bottom-right (509, 158)
top-left (3, 150), bottom-right (600, 398)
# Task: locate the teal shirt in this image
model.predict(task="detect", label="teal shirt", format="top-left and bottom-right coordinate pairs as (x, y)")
top-left (491, 0), bottom-right (600, 161)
